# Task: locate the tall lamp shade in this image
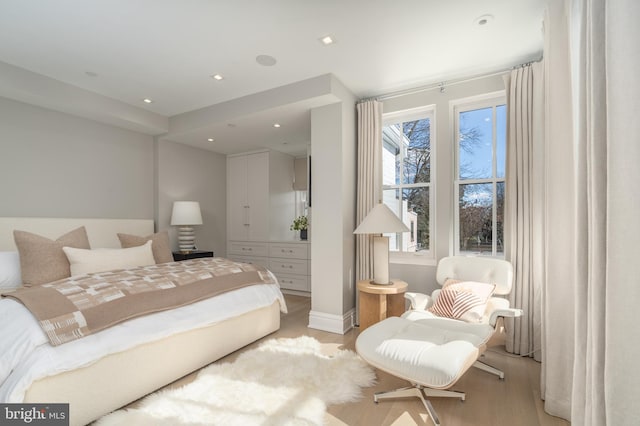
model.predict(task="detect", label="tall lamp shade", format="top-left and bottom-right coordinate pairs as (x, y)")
top-left (171, 201), bottom-right (203, 253)
top-left (354, 203), bottom-right (409, 285)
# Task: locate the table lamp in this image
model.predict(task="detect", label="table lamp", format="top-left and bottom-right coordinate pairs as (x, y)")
top-left (354, 203), bottom-right (410, 285)
top-left (171, 201), bottom-right (203, 253)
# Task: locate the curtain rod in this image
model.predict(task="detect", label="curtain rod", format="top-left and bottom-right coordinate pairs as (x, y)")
top-left (360, 59), bottom-right (540, 103)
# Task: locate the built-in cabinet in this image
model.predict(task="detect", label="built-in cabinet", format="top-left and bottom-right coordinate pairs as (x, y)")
top-left (268, 242), bottom-right (310, 293)
top-left (226, 241), bottom-right (269, 267)
top-left (227, 150), bottom-right (310, 295)
top-left (227, 152), bottom-right (269, 241)
top-left (227, 241), bottom-right (310, 294)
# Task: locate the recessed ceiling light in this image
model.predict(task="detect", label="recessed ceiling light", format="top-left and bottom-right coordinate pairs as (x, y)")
top-left (256, 55), bottom-right (277, 67)
top-left (319, 35), bottom-right (335, 45)
top-left (207, 138), bottom-right (215, 142)
top-left (211, 74), bottom-right (224, 81)
top-left (273, 123), bottom-right (281, 128)
top-left (474, 14), bottom-right (494, 26)
top-left (143, 98), bottom-right (154, 104)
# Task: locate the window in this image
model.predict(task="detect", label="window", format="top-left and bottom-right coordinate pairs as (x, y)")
top-left (382, 107), bottom-right (434, 260)
top-left (454, 95), bottom-right (506, 256)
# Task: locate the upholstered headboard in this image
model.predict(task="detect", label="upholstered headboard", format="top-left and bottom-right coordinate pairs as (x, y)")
top-left (0, 217), bottom-right (155, 251)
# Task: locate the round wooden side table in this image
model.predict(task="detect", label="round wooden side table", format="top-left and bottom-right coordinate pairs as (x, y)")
top-left (357, 279), bottom-right (408, 331)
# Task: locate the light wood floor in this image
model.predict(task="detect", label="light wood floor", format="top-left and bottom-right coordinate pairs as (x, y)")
top-left (158, 294), bottom-right (570, 426)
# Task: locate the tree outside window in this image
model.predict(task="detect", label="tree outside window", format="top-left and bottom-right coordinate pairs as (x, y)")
top-left (382, 108), bottom-right (434, 255)
top-left (455, 98), bottom-right (506, 256)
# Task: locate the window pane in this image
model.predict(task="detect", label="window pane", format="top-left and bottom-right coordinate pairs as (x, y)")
top-left (496, 105), bottom-right (506, 178)
top-left (459, 107), bottom-right (493, 180)
top-left (403, 187), bottom-right (429, 251)
top-left (402, 118), bottom-right (431, 184)
top-left (496, 182), bottom-right (505, 255)
top-left (383, 187), bottom-right (429, 252)
top-left (382, 124), bottom-right (401, 185)
top-left (459, 183), bottom-right (493, 255)
top-left (382, 189), bottom-right (400, 251)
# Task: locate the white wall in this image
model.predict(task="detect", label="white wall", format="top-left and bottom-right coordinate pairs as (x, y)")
top-left (0, 96), bottom-right (226, 257)
top-left (382, 75), bottom-right (506, 295)
top-left (155, 140), bottom-right (227, 257)
top-left (339, 87), bottom-right (357, 316)
top-left (310, 103), bottom-right (345, 318)
top-left (309, 77), bottom-right (357, 333)
top-left (0, 96), bottom-right (154, 219)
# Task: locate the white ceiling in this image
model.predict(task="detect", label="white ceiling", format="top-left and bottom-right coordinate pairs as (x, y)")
top-left (0, 0), bottom-right (545, 156)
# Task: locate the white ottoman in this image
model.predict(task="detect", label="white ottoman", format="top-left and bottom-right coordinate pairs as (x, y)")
top-left (356, 314), bottom-right (494, 425)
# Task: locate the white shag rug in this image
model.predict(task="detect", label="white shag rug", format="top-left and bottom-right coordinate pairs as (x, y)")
top-left (97, 336), bottom-right (376, 426)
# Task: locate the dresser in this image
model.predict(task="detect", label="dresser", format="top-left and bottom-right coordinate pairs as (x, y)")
top-left (227, 240), bottom-right (310, 295)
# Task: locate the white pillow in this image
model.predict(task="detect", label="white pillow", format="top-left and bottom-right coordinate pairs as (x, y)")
top-left (0, 251), bottom-right (22, 289)
top-left (63, 240), bottom-right (155, 276)
top-left (428, 279), bottom-right (496, 323)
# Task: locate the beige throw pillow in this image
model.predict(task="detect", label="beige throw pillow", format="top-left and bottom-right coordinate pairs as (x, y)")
top-left (63, 240), bottom-right (156, 276)
top-left (117, 231), bottom-right (173, 264)
top-left (14, 226), bottom-right (90, 286)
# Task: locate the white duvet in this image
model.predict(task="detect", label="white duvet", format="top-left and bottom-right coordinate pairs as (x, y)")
top-left (0, 283), bottom-right (286, 403)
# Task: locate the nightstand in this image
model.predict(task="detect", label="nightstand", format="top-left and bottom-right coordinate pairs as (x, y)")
top-left (172, 250), bottom-right (214, 261)
top-left (357, 279), bottom-right (408, 331)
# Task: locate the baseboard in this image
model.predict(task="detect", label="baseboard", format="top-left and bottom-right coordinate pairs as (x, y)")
top-left (308, 309), bottom-right (355, 335)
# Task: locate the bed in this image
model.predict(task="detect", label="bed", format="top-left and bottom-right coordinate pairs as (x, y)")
top-left (0, 217), bottom-right (285, 426)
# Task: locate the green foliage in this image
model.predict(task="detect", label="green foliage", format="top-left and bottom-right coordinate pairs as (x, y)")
top-left (290, 216), bottom-right (308, 231)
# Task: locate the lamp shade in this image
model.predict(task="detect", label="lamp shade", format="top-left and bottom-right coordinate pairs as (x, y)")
top-left (170, 201), bottom-right (203, 226)
top-left (353, 203), bottom-right (409, 234)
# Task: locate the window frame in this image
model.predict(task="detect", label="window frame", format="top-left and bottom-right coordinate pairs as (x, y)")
top-left (381, 105), bottom-right (436, 264)
top-left (452, 91), bottom-right (506, 258)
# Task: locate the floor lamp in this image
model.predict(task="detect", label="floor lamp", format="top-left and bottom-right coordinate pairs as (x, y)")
top-left (354, 203), bottom-right (410, 285)
top-left (171, 201), bottom-right (203, 253)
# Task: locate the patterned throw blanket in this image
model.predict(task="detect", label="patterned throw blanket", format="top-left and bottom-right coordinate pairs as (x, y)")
top-left (4, 257), bottom-right (276, 346)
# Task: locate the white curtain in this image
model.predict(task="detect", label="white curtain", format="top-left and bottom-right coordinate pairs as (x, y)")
top-left (355, 100), bottom-right (382, 282)
top-left (542, 0), bottom-right (640, 424)
top-left (503, 62), bottom-right (544, 361)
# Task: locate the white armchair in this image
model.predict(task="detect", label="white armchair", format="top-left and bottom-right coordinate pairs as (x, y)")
top-left (356, 256), bottom-right (523, 425)
top-left (405, 256), bottom-right (522, 377)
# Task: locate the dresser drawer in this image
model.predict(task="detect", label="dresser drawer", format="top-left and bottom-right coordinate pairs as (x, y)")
top-left (228, 241), bottom-right (268, 257)
top-left (228, 255), bottom-right (269, 268)
top-left (269, 243), bottom-right (308, 260)
top-left (268, 258), bottom-right (308, 276)
top-left (277, 274), bottom-right (310, 292)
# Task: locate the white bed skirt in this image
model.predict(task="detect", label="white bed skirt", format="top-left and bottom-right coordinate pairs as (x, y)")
top-left (24, 300), bottom-right (281, 426)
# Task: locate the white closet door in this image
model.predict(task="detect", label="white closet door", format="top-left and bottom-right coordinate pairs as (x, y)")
top-left (246, 152), bottom-right (269, 241)
top-left (227, 155), bottom-right (249, 241)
